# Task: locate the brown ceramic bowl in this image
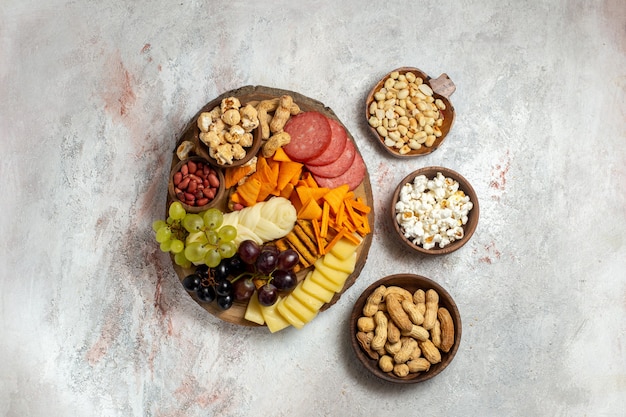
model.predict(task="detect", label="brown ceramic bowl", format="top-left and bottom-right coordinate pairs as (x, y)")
top-left (168, 156), bottom-right (225, 214)
top-left (350, 274), bottom-right (462, 384)
top-left (391, 166), bottom-right (479, 255)
top-left (365, 67), bottom-right (456, 157)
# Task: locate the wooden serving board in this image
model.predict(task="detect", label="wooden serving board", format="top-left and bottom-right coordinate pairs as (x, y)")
top-left (168, 85), bottom-right (374, 327)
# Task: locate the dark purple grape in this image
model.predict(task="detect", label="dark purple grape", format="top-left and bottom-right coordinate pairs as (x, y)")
top-left (233, 278), bottom-right (255, 301)
top-left (271, 269), bottom-right (297, 291)
top-left (182, 273), bottom-right (203, 292)
top-left (261, 243), bottom-right (279, 255)
top-left (228, 255), bottom-right (246, 276)
top-left (257, 283), bottom-right (278, 306)
top-left (215, 279), bottom-right (233, 297)
top-left (256, 251), bottom-right (278, 275)
top-left (238, 240), bottom-right (261, 264)
top-left (196, 285), bottom-right (216, 303)
top-left (216, 294), bottom-right (234, 310)
top-left (213, 261), bottom-right (230, 281)
top-left (195, 264), bottom-right (210, 278)
top-left (276, 249), bottom-right (299, 271)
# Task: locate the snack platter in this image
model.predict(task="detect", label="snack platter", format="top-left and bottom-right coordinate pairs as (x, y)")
top-left (166, 85), bottom-right (374, 328)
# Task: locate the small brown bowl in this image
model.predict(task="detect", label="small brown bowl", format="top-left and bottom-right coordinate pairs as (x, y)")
top-left (350, 274), bottom-right (462, 384)
top-left (365, 67), bottom-right (456, 157)
top-left (168, 156), bottom-right (225, 214)
top-left (391, 166), bottom-right (479, 255)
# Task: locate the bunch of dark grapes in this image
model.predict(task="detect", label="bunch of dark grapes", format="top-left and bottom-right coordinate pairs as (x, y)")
top-left (181, 255), bottom-right (247, 310)
top-left (235, 239), bottom-right (300, 307)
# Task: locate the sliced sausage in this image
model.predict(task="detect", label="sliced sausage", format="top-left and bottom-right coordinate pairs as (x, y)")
top-left (306, 138), bottom-right (356, 178)
top-left (306, 117), bottom-right (348, 167)
top-left (283, 111), bottom-right (332, 162)
top-left (312, 151), bottom-right (366, 191)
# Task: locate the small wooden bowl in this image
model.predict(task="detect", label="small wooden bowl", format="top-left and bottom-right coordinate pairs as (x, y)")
top-left (168, 156), bottom-right (225, 214)
top-left (391, 166), bottom-right (479, 255)
top-left (365, 67), bottom-right (456, 157)
top-left (350, 274), bottom-right (462, 384)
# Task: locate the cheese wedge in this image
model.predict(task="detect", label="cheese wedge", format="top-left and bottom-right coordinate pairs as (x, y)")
top-left (314, 257), bottom-right (349, 287)
top-left (330, 237), bottom-right (360, 260)
top-left (244, 292), bottom-right (265, 325)
top-left (283, 293), bottom-right (318, 323)
top-left (290, 281), bottom-right (325, 312)
top-left (301, 273), bottom-right (336, 303)
top-left (323, 251), bottom-right (357, 274)
top-left (276, 298), bottom-right (305, 329)
top-left (260, 297), bottom-right (291, 333)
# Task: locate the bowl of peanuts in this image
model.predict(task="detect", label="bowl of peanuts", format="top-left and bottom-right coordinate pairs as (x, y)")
top-left (350, 274), bottom-right (461, 383)
top-left (391, 166), bottom-right (479, 255)
top-left (168, 156), bottom-right (225, 214)
top-left (366, 67), bottom-right (456, 157)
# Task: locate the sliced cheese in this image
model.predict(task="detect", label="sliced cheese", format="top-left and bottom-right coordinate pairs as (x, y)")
top-left (283, 294), bottom-right (318, 323)
top-left (276, 298), bottom-right (305, 329)
top-left (309, 268), bottom-right (344, 293)
top-left (330, 237), bottom-right (360, 260)
top-left (260, 297), bottom-right (291, 333)
top-left (314, 257), bottom-right (349, 287)
top-left (301, 273), bottom-right (336, 303)
top-left (290, 281), bottom-right (325, 313)
top-left (244, 292), bottom-right (265, 325)
top-left (322, 251), bottom-right (357, 274)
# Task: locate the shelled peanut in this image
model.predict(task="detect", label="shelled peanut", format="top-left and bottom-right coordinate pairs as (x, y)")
top-left (172, 160), bottom-right (221, 207)
top-left (368, 71), bottom-right (446, 154)
top-left (355, 285), bottom-right (455, 377)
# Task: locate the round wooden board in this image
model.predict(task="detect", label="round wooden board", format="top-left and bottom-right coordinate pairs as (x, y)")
top-left (168, 85), bottom-right (374, 327)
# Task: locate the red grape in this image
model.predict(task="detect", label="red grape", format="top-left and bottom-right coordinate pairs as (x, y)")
top-left (233, 278), bottom-right (255, 301)
top-left (276, 249), bottom-right (299, 271)
top-left (256, 251), bottom-right (278, 275)
top-left (272, 269), bottom-right (297, 291)
top-left (257, 283), bottom-right (278, 306)
top-left (238, 240), bottom-right (261, 264)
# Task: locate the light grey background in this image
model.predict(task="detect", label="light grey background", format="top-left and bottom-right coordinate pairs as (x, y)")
top-left (1, 1), bottom-right (625, 416)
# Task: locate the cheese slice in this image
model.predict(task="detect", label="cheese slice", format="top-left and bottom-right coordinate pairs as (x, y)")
top-left (283, 294), bottom-right (318, 323)
top-left (290, 281), bottom-right (325, 313)
top-left (260, 297), bottom-right (291, 333)
top-left (276, 298), bottom-right (305, 329)
top-left (314, 257), bottom-right (349, 287)
top-left (301, 273), bottom-right (336, 303)
top-left (322, 251), bottom-right (357, 274)
top-left (244, 292), bottom-right (265, 325)
top-left (330, 237), bottom-right (360, 260)
top-left (309, 268), bottom-right (344, 293)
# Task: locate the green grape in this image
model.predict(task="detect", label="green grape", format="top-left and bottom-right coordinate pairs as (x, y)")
top-left (160, 240), bottom-right (172, 252)
top-left (155, 226), bottom-right (172, 243)
top-left (166, 216), bottom-right (175, 225)
top-left (185, 242), bottom-right (208, 263)
top-left (152, 220), bottom-right (167, 232)
top-left (170, 239), bottom-right (184, 254)
top-left (203, 208), bottom-right (224, 230)
top-left (186, 230), bottom-right (208, 245)
top-left (217, 225), bottom-right (237, 242)
top-left (174, 251), bottom-right (191, 268)
top-left (169, 201), bottom-right (186, 220)
top-left (218, 241), bottom-right (237, 259)
top-left (182, 214), bottom-right (204, 232)
top-left (206, 230), bottom-right (219, 246)
top-left (204, 248), bottom-right (222, 268)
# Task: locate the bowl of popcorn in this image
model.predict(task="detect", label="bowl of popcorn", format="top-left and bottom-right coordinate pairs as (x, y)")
top-left (194, 95), bottom-right (263, 168)
top-left (168, 156), bottom-right (225, 214)
top-left (365, 67), bottom-right (456, 157)
top-left (350, 274), bottom-right (462, 383)
top-left (391, 167), bottom-right (478, 255)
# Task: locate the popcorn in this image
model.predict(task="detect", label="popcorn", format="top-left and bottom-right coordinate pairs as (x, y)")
top-left (395, 172), bottom-right (474, 249)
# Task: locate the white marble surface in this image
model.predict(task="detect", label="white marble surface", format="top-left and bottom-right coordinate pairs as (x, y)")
top-left (1, 0), bottom-right (625, 416)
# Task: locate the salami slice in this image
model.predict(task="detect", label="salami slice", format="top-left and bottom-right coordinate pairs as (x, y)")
top-left (283, 112), bottom-right (332, 162)
top-left (312, 151), bottom-right (366, 191)
top-left (306, 117), bottom-right (348, 167)
top-left (306, 138), bottom-right (356, 178)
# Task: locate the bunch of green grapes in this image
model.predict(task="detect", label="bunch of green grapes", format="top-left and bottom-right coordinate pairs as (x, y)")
top-left (152, 202), bottom-right (238, 268)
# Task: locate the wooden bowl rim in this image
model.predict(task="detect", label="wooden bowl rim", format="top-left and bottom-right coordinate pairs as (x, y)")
top-left (168, 156), bottom-right (226, 214)
top-left (365, 66), bottom-right (456, 158)
top-left (350, 273), bottom-right (462, 384)
top-left (390, 166), bottom-right (479, 255)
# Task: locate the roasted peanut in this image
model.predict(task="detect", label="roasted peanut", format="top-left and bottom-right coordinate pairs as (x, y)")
top-left (422, 289), bottom-right (439, 330)
top-left (387, 319), bottom-right (401, 344)
top-left (393, 363), bottom-right (410, 377)
top-left (379, 355), bottom-right (394, 373)
top-left (262, 131), bottom-right (291, 158)
top-left (269, 95), bottom-right (293, 133)
top-left (357, 316), bottom-right (375, 333)
top-left (402, 298), bottom-right (424, 325)
top-left (394, 337), bottom-right (418, 364)
top-left (356, 331), bottom-right (378, 360)
top-left (437, 307), bottom-right (455, 353)
top-left (384, 339), bottom-right (403, 356)
top-left (370, 311), bottom-right (388, 351)
top-left (419, 340), bottom-right (442, 364)
top-left (363, 285), bottom-right (386, 317)
top-left (431, 319), bottom-right (442, 349)
top-left (383, 286), bottom-right (413, 302)
top-left (407, 358), bottom-right (431, 373)
top-left (385, 294), bottom-right (414, 333)
top-left (401, 324), bottom-right (430, 342)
